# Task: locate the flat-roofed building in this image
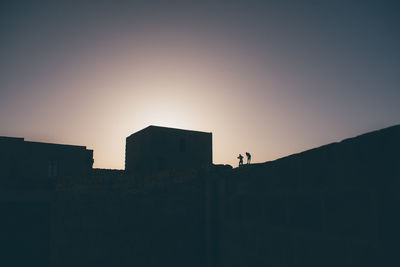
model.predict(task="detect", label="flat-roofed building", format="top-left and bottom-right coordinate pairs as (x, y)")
top-left (125, 126), bottom-right (212, 175)
top-left (0, 136), bottom-right (93, 188)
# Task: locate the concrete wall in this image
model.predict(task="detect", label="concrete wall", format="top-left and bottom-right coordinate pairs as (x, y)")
top-left (2, 125), bottom-right (399, 267)
top-left (50, 170), bottom-right (207, 267)
top-left (216, 125), bottom-right (400, 267)
top-left (0, 137), bottom-right (93, 266)
top-left (0, 192), bottom-right (53, 267)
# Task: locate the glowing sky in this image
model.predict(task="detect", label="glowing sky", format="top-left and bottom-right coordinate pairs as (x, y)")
top-left (1, 1), bottom-right (399, 169)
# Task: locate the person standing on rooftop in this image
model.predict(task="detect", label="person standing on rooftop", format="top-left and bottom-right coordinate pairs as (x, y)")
top-left (237, 154), bottom-right (244, 167)
top-left (246, 152), bottom-right (251, 164)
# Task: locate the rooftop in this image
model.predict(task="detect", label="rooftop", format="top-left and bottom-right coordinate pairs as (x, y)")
top-left (127, 125), bottom-right (212, 139)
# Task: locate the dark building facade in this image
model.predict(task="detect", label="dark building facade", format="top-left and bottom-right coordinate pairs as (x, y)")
top-left (125, 126), bottom-right (212, 175)
top-left (0, 136), bottom-right (94, 266)
top-left (0, 136), bottom-right (93, 189)
top-left (1, 125), bottom-right (400, 266)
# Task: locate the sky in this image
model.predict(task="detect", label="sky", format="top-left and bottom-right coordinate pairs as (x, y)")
top-left (1, 0), bottom-right (399, 169)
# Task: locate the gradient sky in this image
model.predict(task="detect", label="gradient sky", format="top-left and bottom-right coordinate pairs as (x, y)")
top-left (1, 1), bottom-right (399, 169)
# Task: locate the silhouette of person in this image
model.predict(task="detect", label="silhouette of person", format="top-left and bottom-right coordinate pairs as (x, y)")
top-left (246, 152), bottom-right (251, 164)
top-left (237, 154), bottom-right (244, 167)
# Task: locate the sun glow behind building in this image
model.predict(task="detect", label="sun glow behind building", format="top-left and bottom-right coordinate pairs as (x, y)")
top-left (1, 1), bottom-right (399, 169)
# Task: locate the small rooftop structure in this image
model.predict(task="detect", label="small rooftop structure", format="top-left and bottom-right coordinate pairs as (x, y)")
top-left (125, 126), bottom-right (212, 175)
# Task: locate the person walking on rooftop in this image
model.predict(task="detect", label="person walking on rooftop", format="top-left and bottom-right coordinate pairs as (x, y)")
top-left (246, 152), bottom-right (251, 164)
top-left (237, 154), bottom-right (244, 167)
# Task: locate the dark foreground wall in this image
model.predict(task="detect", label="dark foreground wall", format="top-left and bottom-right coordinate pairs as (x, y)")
top-left (0, 191), bottom-right (52, 267)
top-left (50, 170), bottom-right (207, 267)
top-left (0, 170), bottom-right (208, 267)
top-left (216, 125), bottom-right (400, 267)
top-left (1, 125), bottom-right (399, 267)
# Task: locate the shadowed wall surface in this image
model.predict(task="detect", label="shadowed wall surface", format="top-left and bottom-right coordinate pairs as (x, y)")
top-left (125, 126), bottom-right (212, 175)
top-left (0, 137), bottom-right (93, 189)
top-left (0, 125), bottom-right (399, 266)
top-left (50, 170), bottom-right (207, 267)
top-left (216, 125), bottom-right (400, 266)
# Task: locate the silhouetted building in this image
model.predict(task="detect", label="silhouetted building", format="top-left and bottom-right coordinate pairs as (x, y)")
top-left (125, 126), bottom-right (212, 175)
top-left (2, 125), bottom-right (400, 267)
top-left (0, 136), bottom-right (93, 188)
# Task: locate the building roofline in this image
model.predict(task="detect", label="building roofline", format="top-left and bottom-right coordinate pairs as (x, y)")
top-left (0, 136), bottom-right (25, 141)
top-left (126, 125), bottom-right (212, 139)
top-left (1, 136), bottom-right (89, 150)
top-left (24, 140), bottom-right (89, 149)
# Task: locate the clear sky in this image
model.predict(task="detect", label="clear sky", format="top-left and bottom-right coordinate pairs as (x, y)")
top-left (1, 1), bottom-right (399, 169)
